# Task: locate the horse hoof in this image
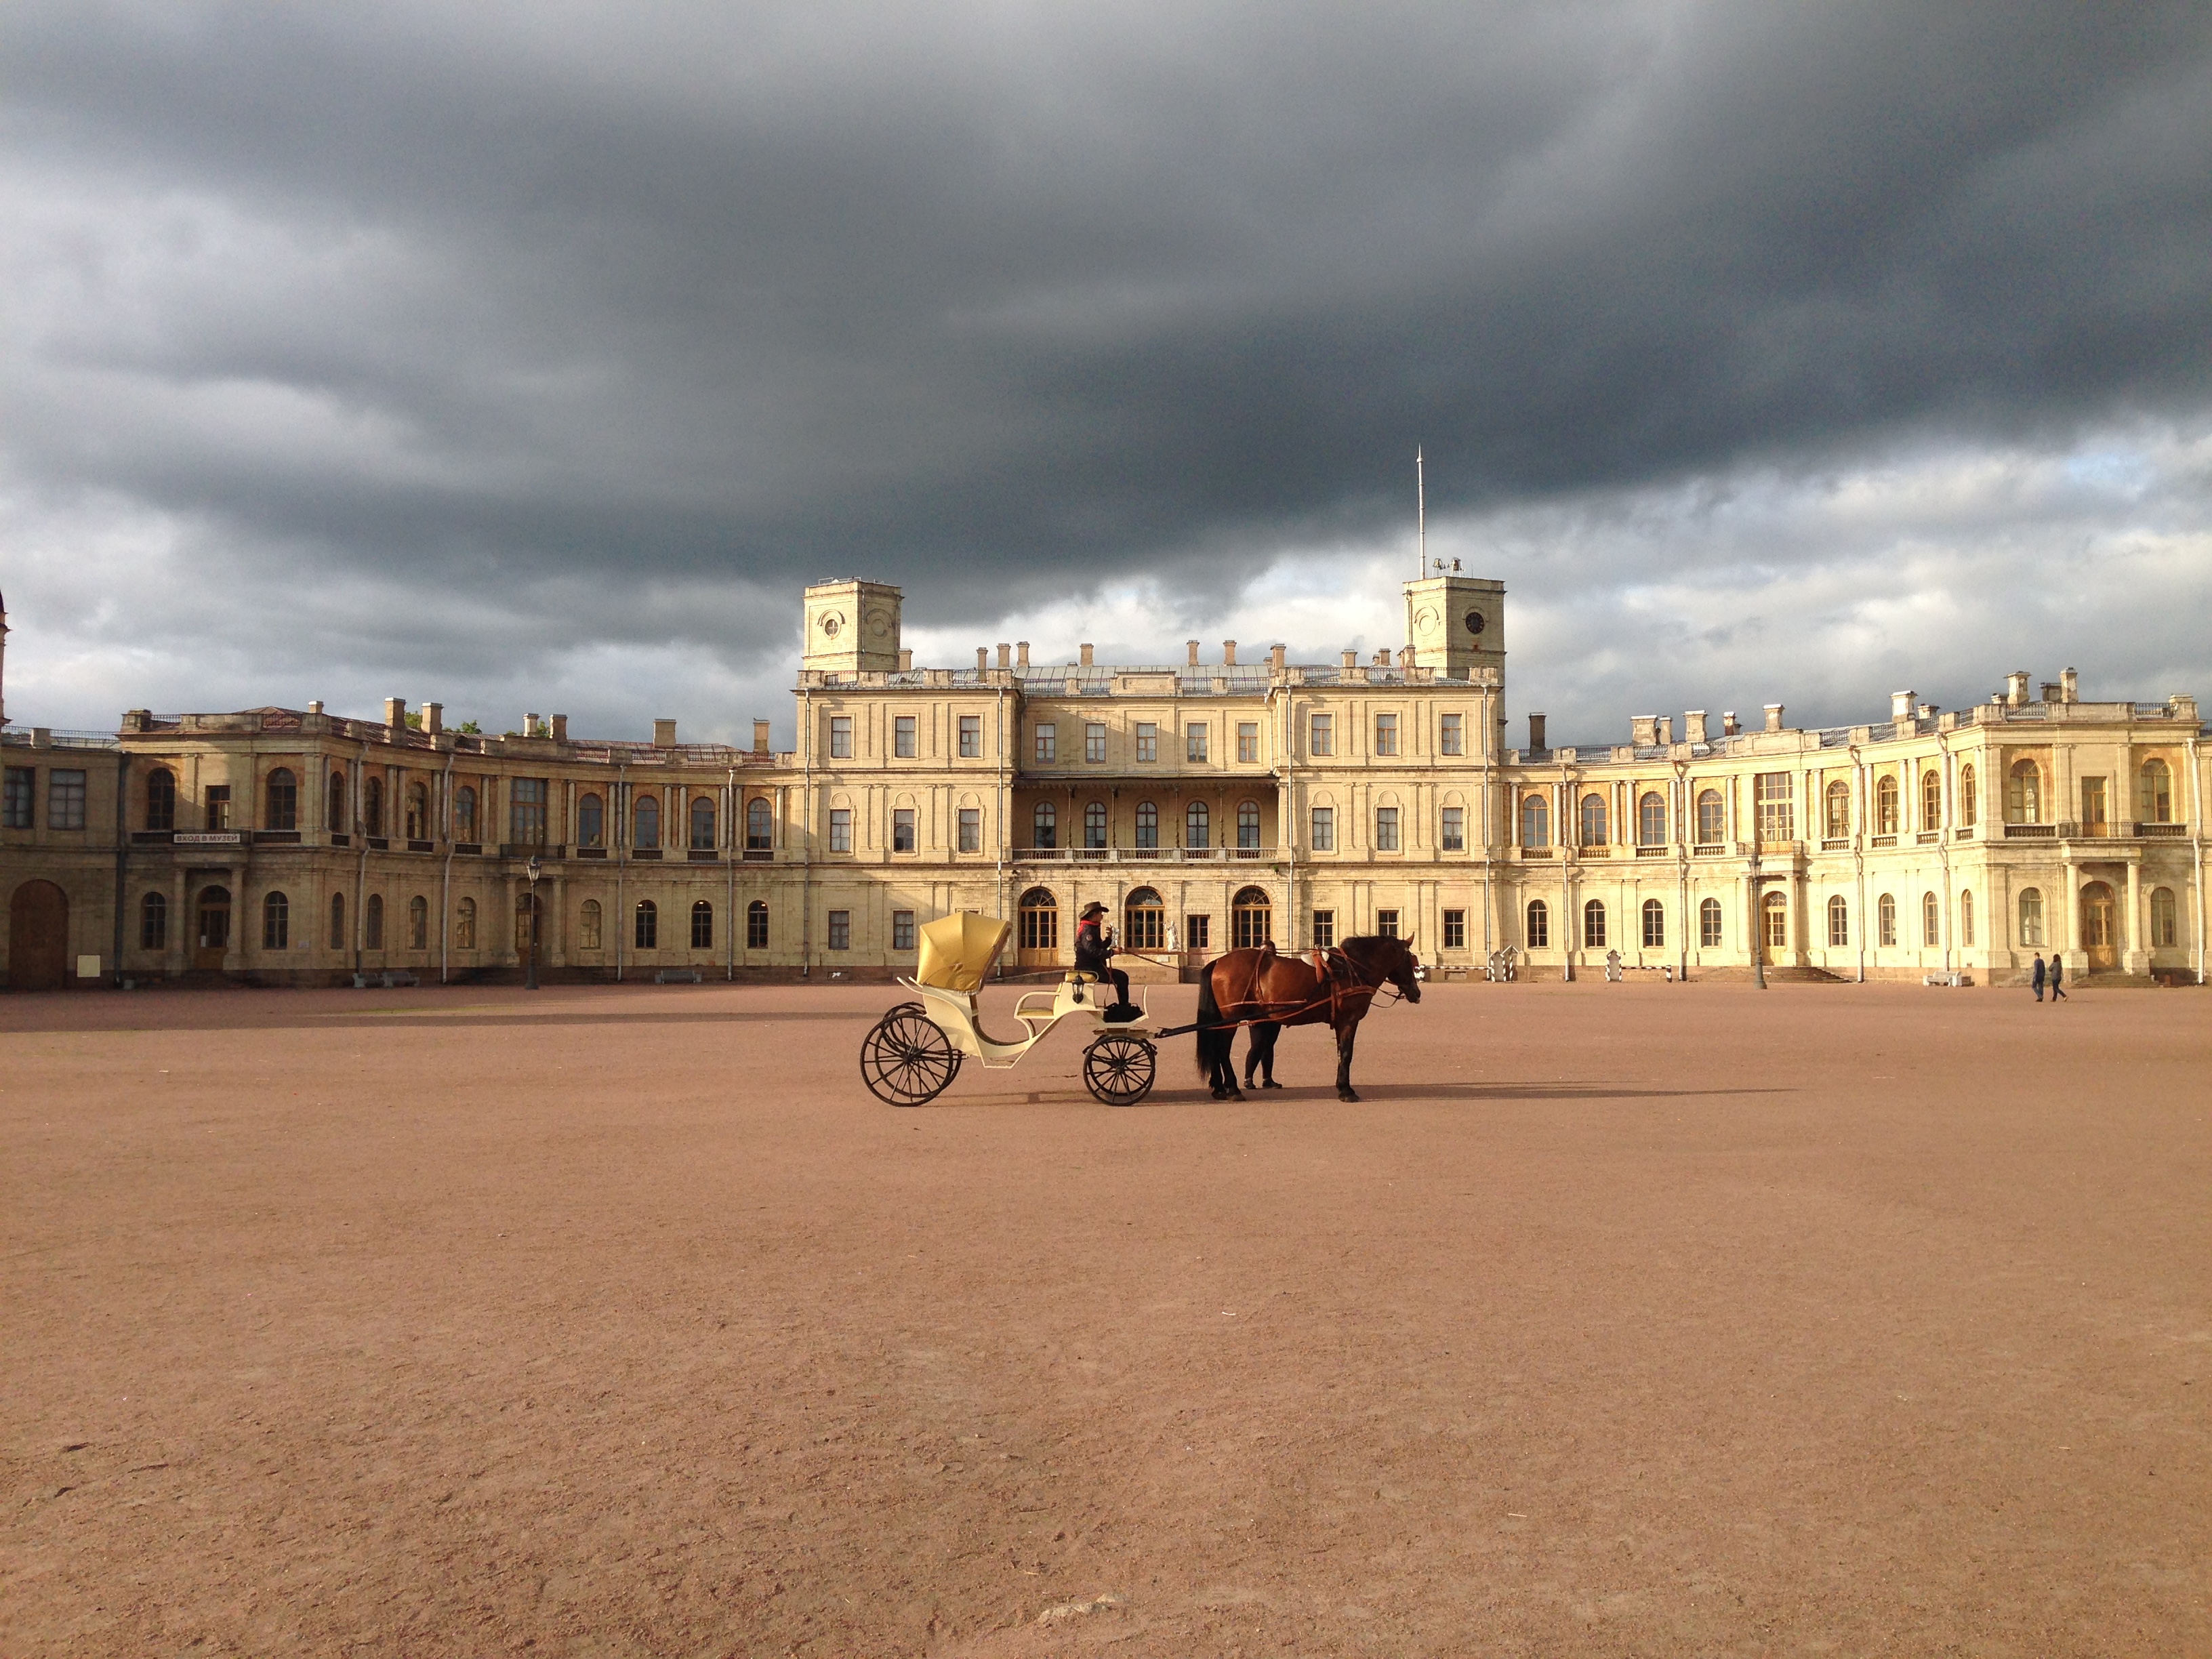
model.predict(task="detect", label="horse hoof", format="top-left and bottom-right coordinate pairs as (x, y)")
top-left (1338, 1090), bottom-right (1360, 1103)
top-left (1261, 1080), bottom-right (1284, 1090)
top-left (1210, 1088), bottom-right (1230, 1101)
top-left (1227, 1090), bottom-right (1246, 1103)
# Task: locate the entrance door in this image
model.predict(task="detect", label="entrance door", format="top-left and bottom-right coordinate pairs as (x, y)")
top-left (194, 884), bottom-right (232, 971)
top-left (1761, 890), bottom-right (1788, 964)
top-left (7, 880), bottom-right (69, 991)
top-left (1017, 886), bottom-right (1061, 970)
top-left (2080, 880), bottom-right (2118, 972)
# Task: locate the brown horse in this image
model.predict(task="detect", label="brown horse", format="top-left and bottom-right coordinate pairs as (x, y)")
top-left (1193, 935), bottom-right (1421, 1102)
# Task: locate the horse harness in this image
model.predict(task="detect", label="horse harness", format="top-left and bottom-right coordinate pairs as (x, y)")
top-left (1217, 942), bottom-right (1381, 1029)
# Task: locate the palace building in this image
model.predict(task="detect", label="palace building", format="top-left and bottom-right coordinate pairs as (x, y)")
top-left (1, 575), bottom-right (2205, 990)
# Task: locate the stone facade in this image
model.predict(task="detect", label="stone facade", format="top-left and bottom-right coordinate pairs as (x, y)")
top-left (2, 577), bottom-right (2205, 989)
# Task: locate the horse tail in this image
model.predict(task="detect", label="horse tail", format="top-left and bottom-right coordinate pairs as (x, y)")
top-left (1193, 971), bottom-right (1227, 1079)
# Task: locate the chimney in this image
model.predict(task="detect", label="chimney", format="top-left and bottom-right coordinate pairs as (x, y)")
top-left (384, 696), bottom-right (407, 730)
top-left (654, 718), bottom-right (677, 747)
top-left (1372, 649), bottom-right (1391, 667)
top-left (1222, 640), bottom-right (1237, 665)
top-left (1080, 643), bottom-right (1094, 667)
top-left (1763, 704), bottom-right (1785, 732)
top-left (1270, 643), bottom-right (1286, 670)
top-left (1890, 691), bottom-right (1916, 722)
top-left (1631, 716), bottom-right (1658, 746)
top-left (1723, 712), bottom-right (1740, 737)
top-left (1341, 649), bottom-right (1358, 670)
top-left (422, 701), bottom-right (444, 736)
top-left (1656, 715), bottom-right (1673, 745)
top-left (306, 699), bottom-right (325, 716)
top-left (1685, 710), bottom-right (1708, 745)
top-left (977, 647), bottom-right (989, 673)
top-left (2060, 667), bottom-right (2078, 703)
top-left (753, 719), bottom-right (771, 754)
top-left (2039, 681), bottom-right (2063, 705)
top-left (1016, 642), bottom-right (1029, 667)
top-left (996, 643), bottom-right (1010, 669)
top-left (550, 714), bottom-right (567, 741)
top-left (1527, 713), bottom-right (1547, 752)
top-left (1187, 640), bottom-right (1201, 666)
top-left (898, 649), bottom-right (913, 672)
top-left (2005, 670), bottom-right (2030, 706)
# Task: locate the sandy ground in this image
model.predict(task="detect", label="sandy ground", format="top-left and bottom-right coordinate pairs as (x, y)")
top-left (3, 975), bottom-right (2208, 1658)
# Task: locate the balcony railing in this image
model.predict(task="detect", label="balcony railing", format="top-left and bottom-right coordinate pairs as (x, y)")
top-left (1692, 843), bottom-right (1726, 857)
top-left (2003, 823), bottom-right (2055, 839)
top-left (1915, 830), bottom-right (1941, 844)
top-left (1820, 836), bottom-right (1850, 852)
top-left (1015, 845), bottom-right (1277, 863)
top-left (2140, 822), bottom-right (2189, 838)
top-left (1870, 834), bottom-right (1897, 848)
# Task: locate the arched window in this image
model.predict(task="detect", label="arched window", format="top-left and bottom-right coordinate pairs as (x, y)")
top-left (1033, 800), bottom-right (1057, 849)
top-left (1921, 770), bottom-right (1942, 832)
top-left (453, 785), bottom-right (478, 843)
top-left (1525, 899), bottom-right (1550, 949)
top-left (1638, 792), bottom-right (1666, 847)
top-left (146, 767), bottom-right (177, 832)
top-left (2139, 759), bottom-right (2174, 825)
top-left (578, 793), bottom-right (605, 847)
top-left (1699, 897), bottom-right (1723, 947)
top-left (1578, 793), bottom-right (1608, 848)
top-left (140, 890), bottom-right (168, 949)
top-left (1237, 800), bottom-right (1261, 850)
top-left (408, 894), bottom-right (428, 950)
top-left (262, 890), bottom-right (289, 950)
top-left (576, 899), bottom-right (599, 951)
top-left (1582, 899), bottom-right (1607, 949)
top-left (1124, 886), bottom-right (1166, 951)
top-left (691, 900), bottom-right (714, 949)
top-left (327, 771), bottom-right (346, 832)
top-left (404, 781), bottom-right (428, 840)
top-left (1231, 886), bottom-right (1271, 949)
top-left (262, 768), bottom-right (295, 831)
top-left (1521, 794), bottom-right (1550, 848)
top-left (746, 796), bottom-right (773, 851)
top-left (633, 794), bottom-right (660, 850)
top-left (2018, 886), bottom-right (2045, 946)
top-left (1186, 800), bottom-right (1210, 849)
top-left (1019, 886), bottom-right (1058, 951)
top-left (363, 777), bottom-right (385, 838)
top-left (1824, 779), bottom-right (1850, 839)
top-left (1697, 789), bottom-right (1725, 846)
top-left (1641, 898), bottom-right (1665, 947)
top-left (1960, 888), bottom-right (1975, 946)
top-left (2150, 886), bottom-right (2177, 947)
top-left (1958, 764), bottom-right (1978, 827)
top-left (1762, 890), bottom-right (1786, 949)
top-left (691, 796), bottom-right (716, 851)
top-left (365, 893), bottom-right (384, 950)
top-left (1877, 893), bottom-right (1897, 947)
top-left (746, 899), bottom-right (769, 949)
top-left (516, 890), bottom-right (539, 952)
top-left (634, 899), bottom-right (658, 949)
top-left (1134, 800), bottom-right (1159, 849)
top-left (1922, 891), bottom-right (1940, 947)
top-left (455, 896), bottom-right (476, 949)
top-left (329, 892), bottom-right (347, 950)
top-left (1875, 775), bottom-right (1900, 835)
top-left (1084, 800), bottom-right (1108, 850)
top-left (2006, 760), bottom-right (2042, 824)
top-left (1827, 894), bottom-right (1849, 946)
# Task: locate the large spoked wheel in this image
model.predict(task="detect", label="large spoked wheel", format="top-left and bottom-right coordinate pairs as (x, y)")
top-left (861, 1003), bottom-right (962, 1106)
top-left (1083, 1032), bottom-right (1156, 1106)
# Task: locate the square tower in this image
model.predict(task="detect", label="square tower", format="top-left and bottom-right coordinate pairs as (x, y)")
top-left (1404, 574), bottom-right (1504, 680)
top-left (802, 579), bottom-right (903, 674)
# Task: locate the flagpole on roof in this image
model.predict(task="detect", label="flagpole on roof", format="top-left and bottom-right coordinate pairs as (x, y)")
top-left (1416, 446), bottom-right (1426, 578)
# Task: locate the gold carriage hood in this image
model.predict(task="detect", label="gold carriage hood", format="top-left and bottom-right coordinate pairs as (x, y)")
top-left (914, 912), bottom-right (1010, 994)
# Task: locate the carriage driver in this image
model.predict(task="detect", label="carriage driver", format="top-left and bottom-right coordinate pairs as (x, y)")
top-left (1074, 901), bottom-right (1137, 1020)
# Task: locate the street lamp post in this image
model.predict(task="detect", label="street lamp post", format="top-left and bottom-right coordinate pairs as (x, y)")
top-left (525, 855), bottom-right (542, 991)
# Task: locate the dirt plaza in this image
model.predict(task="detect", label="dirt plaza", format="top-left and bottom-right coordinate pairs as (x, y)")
top-left (3, 977), bottom-right (2207, 1657)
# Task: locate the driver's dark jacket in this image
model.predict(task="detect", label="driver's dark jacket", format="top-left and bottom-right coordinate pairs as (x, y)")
top-left (1073, 920), bottom-right (1113, 974)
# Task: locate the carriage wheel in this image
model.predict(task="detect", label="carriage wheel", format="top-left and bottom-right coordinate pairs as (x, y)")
top-left (1083, 1032), bottom-right (1155, 1106)
top-left (861, 1004), bottom-right (962, 1105)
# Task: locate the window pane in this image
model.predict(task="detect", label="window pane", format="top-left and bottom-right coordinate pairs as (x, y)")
top-left (1439, 714), bottom-right (1463, 756)
top-left (49, 769), bottom-right (87, 830)
top-left (692, 901), bottom-right (714, 949)
top-left (1186, 724), bottom-right (1208, 762)
top-left (1136, 722), bottom-right (1158, 762)
top-left (893, 808), bottom-right (916, 853)
top-left (1237, 722), bottom-right (1258, 763)
top-left (827, 909), bottom-right (851, 950)
top-left (747, 901), bottom-right (770, 948)
top-left (1443, 908), bottom-right (1466, 949)
top-left (1035, 724), bottom-right (1056, 762)
top-left (895, 716), bottom-right (916, 758)
top-left (958, 715), bottom-right (981, 758)
top-left (892, 909), bottom-right (916, 951)
top-left (829, 808), bottom-right (852, 853)
top-left (1311, 909), bottom-right (1333, 948)
top-left (1374, 806), bottom-right (1399, 850)
top-left (1441, 805), bottom-right (1464, 851)
top-left (1186, 800), bottom-right (1208, 847)
top-left (3, 768), bottom-right (32, 829)
top-left (1700, 898), bottom-right (1722, 947)
top-left (1086, 722), bottom-right (1106, 763)
top-left (1311, 806), bottom-right (1334, 851)
top-left (1309, 714), bottom-right (1332, 756)
top-left (747, 797), bottom-right (772, 848)
top-left (636, 900), bottom-right (657, 949)
top-left (830, 716), bottom-right (853, 759)
top-left (958, 807), bottom-right (981, 852)
top-left (1373, 713), bottom-right (1397, 756)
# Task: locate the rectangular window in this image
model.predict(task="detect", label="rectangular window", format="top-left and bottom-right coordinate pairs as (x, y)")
top-left (958, 714), bottom-right (982, 758)
top-left (2080, 776), bottom-right (2107, 830)
top-left (830, 716), bottom-right (853, 759)
top-left (1309, 714), bottom-right (1333, 756)
top-left (958, 807), bottom-right (981, 852)
top-left (895, 716), bottom-right (916, 758)
top-left (1237, 722), bottom-right (1259, 763)
top-left (509, 777), bottom-right (548, 846)
top-left (1755, 773), bottom-right (1794, 843)
top-left (1375, 806), bottom-right (1399, 851)
top-left (1186, 723), bottom-right (1208, 762)
top-left (1311, 909), bottom-right (1334, 948)
top-left (1185, 914), bottom-right (1210, 951)
top-left (201, 783), bottom-right (229, 832)
top-left (1310, 806), bottom-right (1334, 851)
top-left (892, 808), bottom-right (916, 853)
top-left (1374, 713), bottom-right (1398, 756)
top-left (1086, 722), bottom-right (1106, 762)
top-left (49, 769), bottom-right (87, 831)
top-left (1136, 722), bottom-right (1158, 762)
top-left (1035, 724), bottom-right (1056, 763)
top-left (1376, 909), bottom-right (1400, 939)
top-left (827, 909), bottom-right (851, 951)
top-left (1441, 806), bottom-right (1465, 851)
top-left (892, 909), bottom-right (916, 951)
top-left (1443, 909), bottom-right (1466, 950)
top-left (3, 767), bottom-right (33, 829)
top-left (1440, 714), bottom-right (1464, 756)
top-left (828, 808), bottom-right (852, 853)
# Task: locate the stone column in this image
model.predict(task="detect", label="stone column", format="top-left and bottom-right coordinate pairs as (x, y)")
top-left (2125, 856), bottom-right (2144, 975)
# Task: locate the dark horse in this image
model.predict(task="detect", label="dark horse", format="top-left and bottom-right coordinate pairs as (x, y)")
top-left (1193, 935), bottom-right (1422, 1102)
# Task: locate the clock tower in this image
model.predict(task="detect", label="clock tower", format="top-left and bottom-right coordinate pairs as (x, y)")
top-left (802, 578), bottom-right (903, 674)
top-left (1402, 572), bottom-right (1504, 682)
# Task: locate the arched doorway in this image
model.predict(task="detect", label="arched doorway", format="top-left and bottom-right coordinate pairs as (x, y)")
top-left (2080, 880), bottom-right (2118, 972)
top-left (1232, 886), bottom-right (1272, 949)
top-left (8, 880), bottom-right (69, 991)
top-left (194, 884), bottom-right (232, 972)
top-left (1761, 890), bottom-right (1788, 963)
top-left (1017, 886), bottom-right (1059, 970)
top-left (1123, 886), bottom-right (1165, 951)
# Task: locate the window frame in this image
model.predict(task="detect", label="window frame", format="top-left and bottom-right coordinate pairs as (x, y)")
top-left (1374, 804), bottom-right (1399, 851)
top-left (691, 900), bottom-right (714, 950)
top-left (958, 714), bottom-right (983, 758)
top-left (1439, 713), bottom-right (1464, 756)
top-left (1236, 722), bottom-right (1259, 764)
top-left (1641, 897), bottom-right (1665, 948)
top-left (1372, 712), bottom-right (1399, 756)
top-left (1134, 722), bottom-right (1158, 762)
top-left (958, 806), bottom-right (981, 852)
top-left (826, 908), bottom-right (851, 951)
top-left (1186, 722), bottom-right (1209, 763)
top-left (747, 899), bottom-right (770, 949)
top-left (829, 715), bottom-right (853, 760)
top-left (892, 806), bottom-right (917, 853)
top-left (262, 890), bottom-right (289, 951)
top-left (635, 898), bottom-right (658, 949)
top-left (828, 806), bottom-right (853, 853)
top-left (1085, 722), bottom-right (1107, 764)
top-left (48, 768), bottom-right (87, 831)
top-left (1442, 908), bottom-right (1467, 951)
top-left (1525, 899), bottom-right (1550, 949)
top-left (1699, 897), bottom-right (1723, 948)
top-left (1440, 804), bottom-right (1464, 851)
top-left (1034, 723), bottom-right (1057, 764)
top-left (1310, 806), bottom-right (1334, 851)
top-left (894, 715), bottom-right (916, 758)
top-left (1308, 713), bottom-right (1333, 756)
top-left (1582, 899), bottom-right (1606, 949)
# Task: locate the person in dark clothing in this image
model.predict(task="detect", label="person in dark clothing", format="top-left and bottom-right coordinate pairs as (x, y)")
top-left (1073, 901), bottom-right (1133, 1017)
top-left (2031, 954), bottom-right (2046, 1001)
top-left (2049, 952), bottom-right (2066, 1001)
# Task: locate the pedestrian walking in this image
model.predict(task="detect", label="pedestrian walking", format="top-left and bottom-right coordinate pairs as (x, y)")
top-left (2031, 954), bottom-right (2046, 1001)
top-left (2049, 952), bottom-right (2067, 1002)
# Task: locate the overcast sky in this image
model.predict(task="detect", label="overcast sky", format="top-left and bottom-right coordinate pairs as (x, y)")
top-left (6, 1), bottom-right (2209, 746)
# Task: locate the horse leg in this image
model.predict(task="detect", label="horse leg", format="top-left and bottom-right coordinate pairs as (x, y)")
top-left (1335, 1019), bottom-right (1361, 1102)
top-left (1247, 1023), bottom-right (1282, 1088)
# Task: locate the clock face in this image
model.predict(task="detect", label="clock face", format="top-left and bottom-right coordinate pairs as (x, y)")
top-left (866, 610), bottom-right (892, 640)
top-left (820, 612), bottom-right (844, 638)
top-left (1464, 609), bottom-right (1486, 636)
